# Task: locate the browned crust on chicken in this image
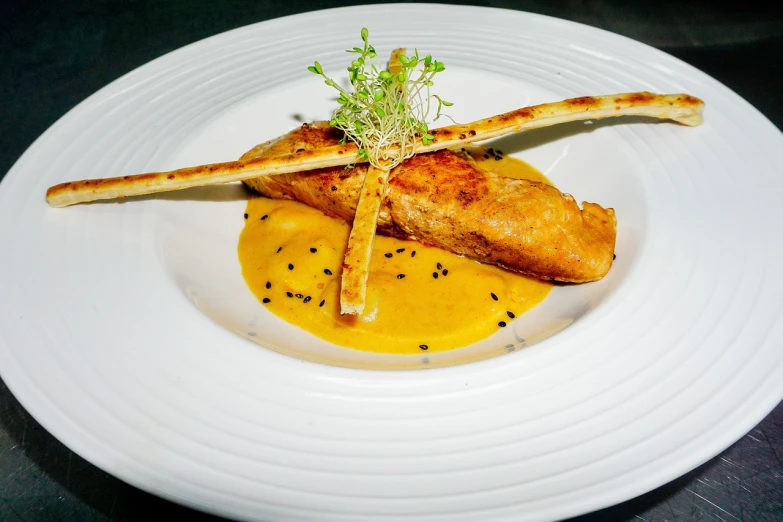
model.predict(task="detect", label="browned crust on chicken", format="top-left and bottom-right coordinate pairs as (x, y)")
top-left (242, 122), bottom-right (617, 283)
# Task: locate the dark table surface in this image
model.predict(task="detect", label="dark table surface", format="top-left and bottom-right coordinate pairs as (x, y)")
top-left (2, 1), bottom-right (782, 521)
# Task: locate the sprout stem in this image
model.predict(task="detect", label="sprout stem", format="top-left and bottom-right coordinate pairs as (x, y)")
top-left (308, 28), bottom-right (452, 168)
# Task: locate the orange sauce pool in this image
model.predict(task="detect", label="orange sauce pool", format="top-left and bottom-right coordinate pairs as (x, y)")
top-left (238, 147), bottom-right (554, 354)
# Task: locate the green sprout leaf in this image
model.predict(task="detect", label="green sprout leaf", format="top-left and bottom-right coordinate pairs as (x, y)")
top-left (306, 28), bottom-right (453, 168)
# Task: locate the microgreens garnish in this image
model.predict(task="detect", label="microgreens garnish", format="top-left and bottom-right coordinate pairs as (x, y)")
top-left (308, 28), bottom-right (452, 169)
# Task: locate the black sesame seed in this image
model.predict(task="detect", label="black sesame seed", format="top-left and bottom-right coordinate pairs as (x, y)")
top-left (288, 263), bottom-right (294, 270)
top-left (295, 293), bottom-right (303, 298)
top-left (490, 292), bottom-right (498, 301)
top-left (310, 247), bottom-right (317, 253)
top-left (384, 253), bottom-right (393, 258)
top-left (432, 272), bottom-right (439, 279)
top-left (411, 250), bottom-right (417, 257)
top-left (331, 185), bottom-right (337, 191)
top-left (494, 155), bottom-right (502, 160)
top-left (276, 247), bottom-right (282, 253)
top-left (484, 154), bottom-right (490, 159)
top-left (319, 299), bottom-right (325, 307)
top-left (324, 268), bottom-right (333, 275)
top-left (396, 248), bottom-right (405, 253)
top-left (303, 296), bottom-right (312, 303)
top-left (507, 311), bottom-right (515, 319)
top-left (496, 150), bottom-right (503, 155)
top-left (442, 269), bottom-right (448, 276)
top-left (265, 281), bottom-right (271, 289)
top-left (498, 321), bottom-right (507, 327)
top-left (613, 253), bottom-right (617, 260)
top-left (262, 297), bottom-right (271, 303)
top-left (286, 292), bottom-right (293, 298)
top-left (419, 344), bottom-right (429, 350)
top-left (397, 274), bottom-right (406, 279)
top-left (488, 148), bottom-right (495, 155)
top-left (261, 214), bottom-right (268, 220)
top-left (243, 213), bottom-right (248, 219)
top-left (436, 262), bottom-right (442, 270)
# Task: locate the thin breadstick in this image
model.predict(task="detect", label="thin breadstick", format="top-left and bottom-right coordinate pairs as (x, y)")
top-left (339, 49), bottom-right (405, 315)
top-left (45, 92), bottom-right (704, 207)
top-left (45, 142), bottom-right (359, 208)
top-left (421, 91), bottom-right (703, 146)
top-left (339, 164), bottom-right (392, 315)
top-left (388, 48), bottom-right (406, 75)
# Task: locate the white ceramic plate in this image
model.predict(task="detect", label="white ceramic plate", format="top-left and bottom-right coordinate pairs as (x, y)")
top-left (1, 4), bottom-right (782, 521)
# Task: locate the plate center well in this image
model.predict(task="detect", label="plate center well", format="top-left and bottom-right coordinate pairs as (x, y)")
top-left (155, 70), bottom-right (646, 369)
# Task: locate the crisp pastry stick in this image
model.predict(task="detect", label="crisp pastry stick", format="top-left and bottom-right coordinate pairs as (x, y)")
top-left (339, 49), bottom-right (405, 315)
top-left (339, 164), bottom-right (392, 315)
top-left (388, 48), bottom-right (406, 75)
top-left (45, 92), bottom-right (704, 207)
top-left (45, 142), bottom-right (359, 208)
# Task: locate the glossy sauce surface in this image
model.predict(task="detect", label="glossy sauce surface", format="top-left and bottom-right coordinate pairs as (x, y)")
top-left (238, 148), bottom-right (554, 354)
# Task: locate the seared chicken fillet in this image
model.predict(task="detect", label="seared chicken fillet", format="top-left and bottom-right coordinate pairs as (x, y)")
top-left (242, 122), bottom-right (617, 283)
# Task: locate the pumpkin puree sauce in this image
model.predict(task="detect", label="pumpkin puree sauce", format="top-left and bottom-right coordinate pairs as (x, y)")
top-left (238, 148), bottom-right (553, 354)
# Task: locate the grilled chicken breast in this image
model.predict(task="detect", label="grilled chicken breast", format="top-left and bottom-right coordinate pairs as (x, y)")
top-left (242, 122), bottom-right (616, 283)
